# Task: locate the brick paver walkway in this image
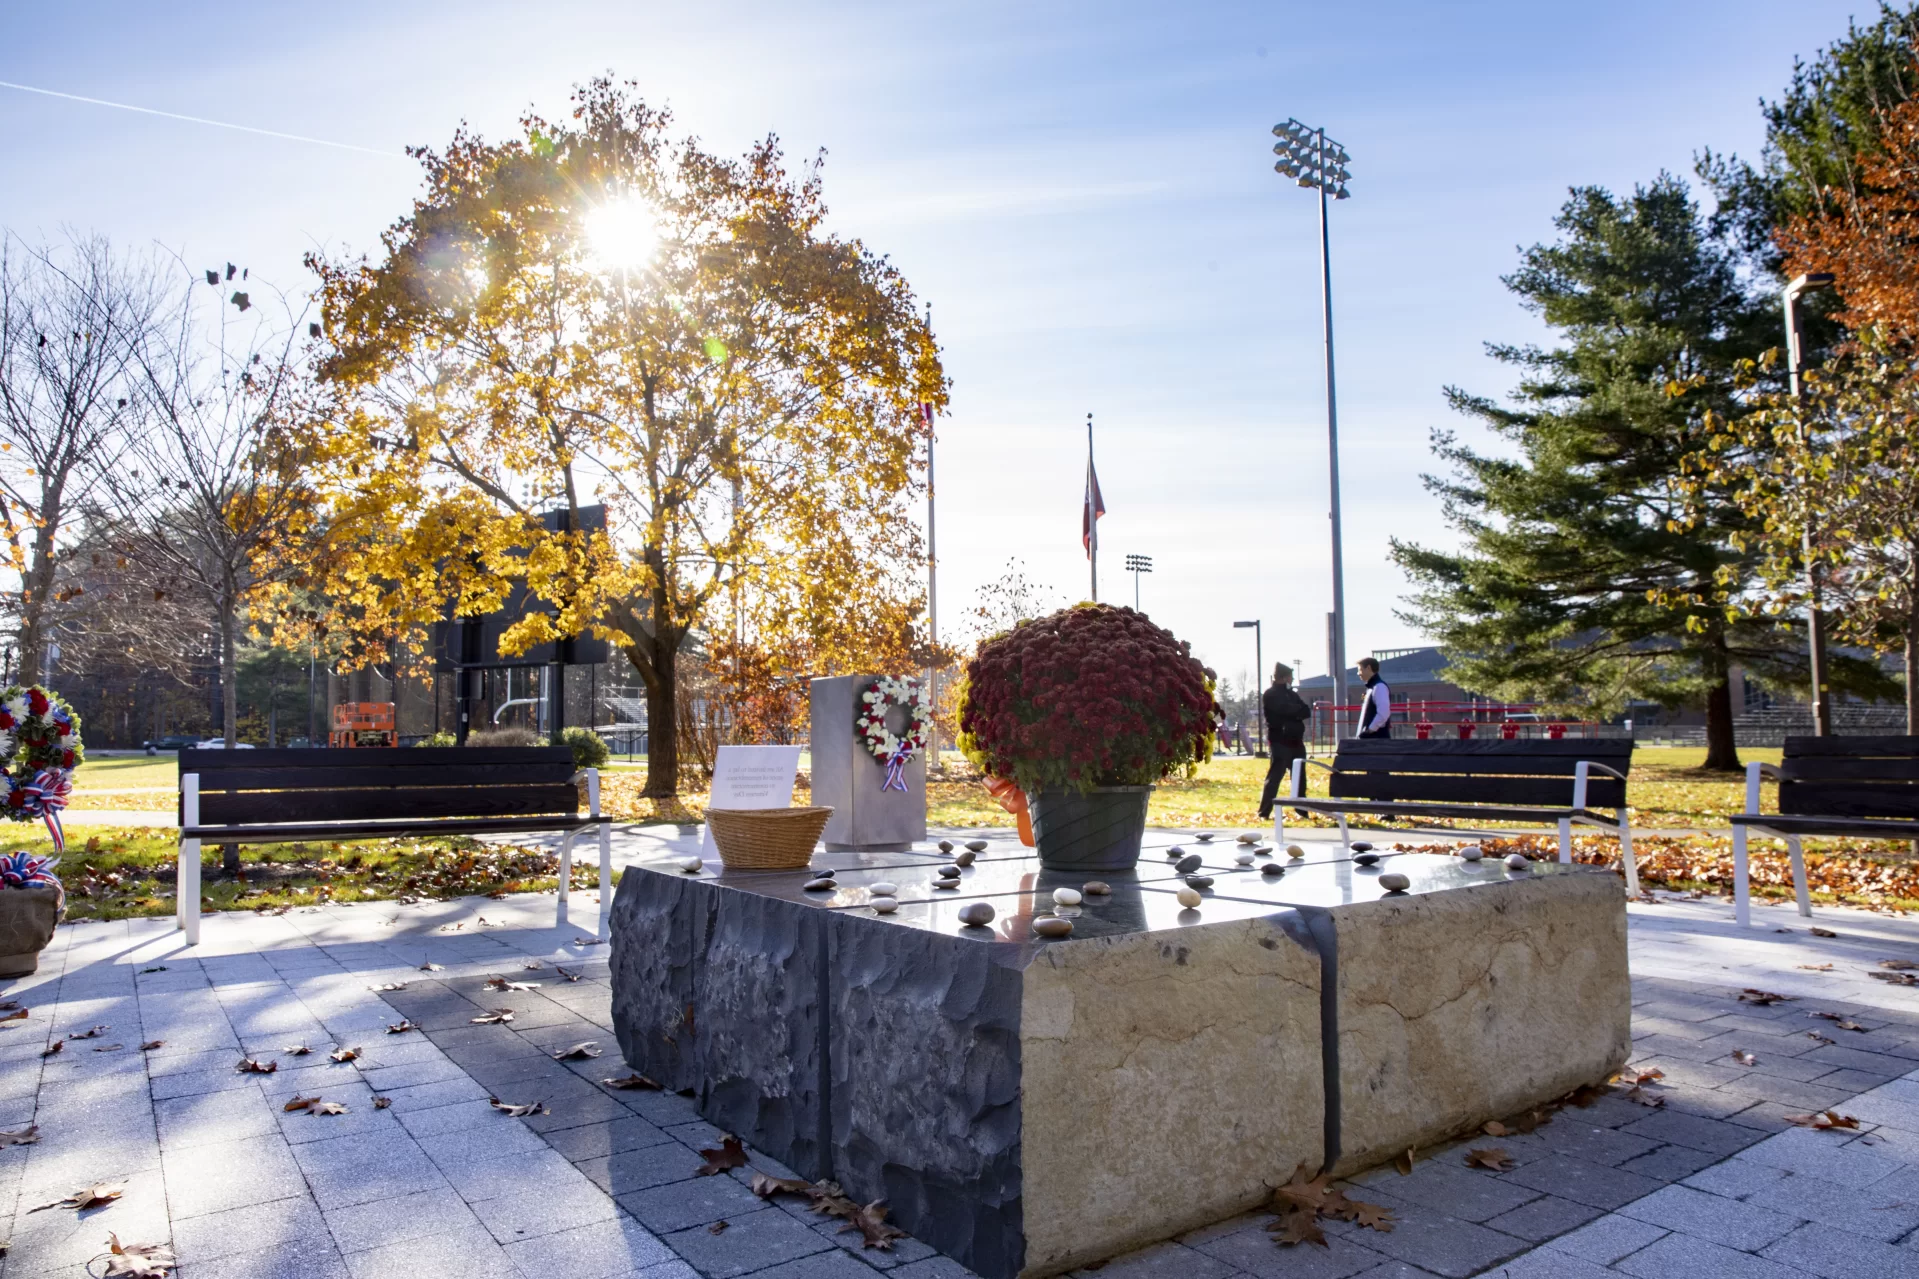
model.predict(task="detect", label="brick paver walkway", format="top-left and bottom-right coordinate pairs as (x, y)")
top-left (4, 826), bottom-right (1919, 1279)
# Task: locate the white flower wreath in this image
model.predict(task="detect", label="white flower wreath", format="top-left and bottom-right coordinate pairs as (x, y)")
top-left (856, 675), bottom-right (931, 787)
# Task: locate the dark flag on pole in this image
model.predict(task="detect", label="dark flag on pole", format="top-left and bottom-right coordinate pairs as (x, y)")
top-left (1082, 444), bottom-right (1105, 557)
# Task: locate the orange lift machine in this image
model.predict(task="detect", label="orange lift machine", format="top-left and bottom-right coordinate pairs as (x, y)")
top-left (329, 702), bottom-right (396, 748)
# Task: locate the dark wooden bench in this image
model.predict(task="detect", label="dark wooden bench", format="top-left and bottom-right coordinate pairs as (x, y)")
top-left (175, 746), bottom-right (610, 944)
top-left (1731, 735), bottom-right (1919, 926)
top-left (1280, 737), bottom-right (1639, 891)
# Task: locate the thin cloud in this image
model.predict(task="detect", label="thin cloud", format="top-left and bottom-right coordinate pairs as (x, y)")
top-left (0, 79), bottom-right (406, 159)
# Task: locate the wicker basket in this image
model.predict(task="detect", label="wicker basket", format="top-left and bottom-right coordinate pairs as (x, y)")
top-left (705, 806), bottom-right (834, 870)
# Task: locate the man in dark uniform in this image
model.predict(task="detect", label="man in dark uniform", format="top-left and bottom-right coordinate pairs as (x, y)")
top-left (1257, 663), bottom-right (1311, 820)
top-left (1356, 656), bottom-right (1393, 739)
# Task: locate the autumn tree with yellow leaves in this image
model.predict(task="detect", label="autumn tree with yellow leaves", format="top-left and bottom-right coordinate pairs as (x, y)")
top-left (307, 79), bottom-right (945, 796)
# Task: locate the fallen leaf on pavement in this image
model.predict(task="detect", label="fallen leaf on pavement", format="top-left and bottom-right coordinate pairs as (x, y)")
top-left (603, 1073), bottom-right (662, 1090)
top-left (1880, 959), bottom-right (1919, 971)
top-left (708, 1220), bottom-right (729, 1235)
top-left (0, 1126), bottom-right (39, 1147)
top-left (284, 1095), bottom-right (321, 1112)
top-left (489, 1097), bottom-right (549, 1117)
top-left (385, 1021), bottom-right (417, 1035)
top-left (237, 1057), bottom-right (277, 1074)
top-left (1482, 1120), bottom-right (1510, 1137)
top-left (373, 1096), bottom-right (391, 1109)
top-left (470, 1010), bottom-right (514, 1025)
top-left (555, 966), bottom-right (583, 982)
top-left (418, 960), bottom-right (443, 971)
top-left (0, 999), bottom-right (19, 1010)
top-left (1811, 926), bottom-right (1837, 938)
top-left (698, 1135), bottom-right (749, 1176)
top-left (1785, 1110), bottom-right (1860, 1130)
top-left (0, 1007), bottom-right (25, 1025)
top-left (328, 1047), bottom-right (362, 1063)
top-left (1465, 1147), bottom-right (1514, 1171)
top-left (138, 966), bottom-right (167, 974)
top-left (1871, 971), bottom-right (1919, 986)
top-left (93, 1044), bottom-right (124, 1053)
top-left (484, 977), bottom-right (540, 992)
top-left (1810, 1012), bottom-right (1869, 1031)
top-left (1797, 963), bottom-right (1834, 972)
top-left (1268, 1205), bottom-right (1326, 1247)
top-left (140, 1041), bottom-right (163, 1051)
top-left (1344, 1198), bottom-right (1396, 1232)
top-left (1393, 1147), bottom-right (1414, 1175)
top-left (1624, 1085), bottom-right (1666, 1107)
top-left (837, 1200), bottom-right (906, 1250)
top-left (1731, 1050), bottom-right (1757, 1066)
top-left (522, 961), bottom-right (543, 970)
top-left (67, 1026), bottom-right (109, 1040)
top-left (41, 1040), bottom-right (63, 1057)
top-left (309, 1102), bottom-right (349, 1116)
top-left (1624, 1068), bottom-right (1664, 1085)
top-left (1808, 1032), bottom-right (1837, 1046)
top-left (372, 983), bottom-right (406, 992)
top-left (29, 1184), bottom-right (123, 1213)
top-left (550, 1042), bottom-right (600, 1061)
top-left (100, 1232), bottom-right (174, 1277)
top-left (574, 936), bottom-right (606, 946)
top-left (284, 1045), bottom-right (312, 1056)
top-left (1738, 989), bottom-right (1793, 1005)
top-left (751, 1172), bottom-right (815, 1198)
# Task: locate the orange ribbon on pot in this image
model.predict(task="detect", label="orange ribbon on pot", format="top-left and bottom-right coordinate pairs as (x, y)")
top-left (983, 776), bottom-right (1035, 847)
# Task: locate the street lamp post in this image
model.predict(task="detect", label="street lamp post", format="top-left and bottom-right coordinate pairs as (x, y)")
top-left (1784, 271), bottom-right (1836, 737)
top-left (1125, 553), bottom-right (1152, 610)
top-left (1272, 117), bottom-right (1352, 721)
top-left (1234, 619), bottom-right (1264, 756)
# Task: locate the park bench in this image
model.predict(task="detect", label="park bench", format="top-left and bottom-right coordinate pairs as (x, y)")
top-left (175, 745), bottom-right (611, 945)
top-left (1280, 737), bottom-right (1639, 892)
top-left (1730, 735), bottom-right (1919, 926)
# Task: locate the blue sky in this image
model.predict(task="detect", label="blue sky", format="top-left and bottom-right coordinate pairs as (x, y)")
top-left (1, 0), bottom-right (1875, 693)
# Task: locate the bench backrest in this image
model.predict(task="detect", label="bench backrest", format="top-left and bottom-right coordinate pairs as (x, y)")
top-left (1327, 737), bottom-right (1631, 808)
top-left (179, 746), bottom-right (580, 827)
top-left (1780, 735), bottom-right (1919, 818)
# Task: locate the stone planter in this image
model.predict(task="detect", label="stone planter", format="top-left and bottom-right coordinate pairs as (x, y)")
top-left (0, 885), bottom-right (61, 977)
top-left (1028, 785), bottom-right (1152, 871)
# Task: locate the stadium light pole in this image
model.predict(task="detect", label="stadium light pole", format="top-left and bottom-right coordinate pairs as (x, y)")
top-left (1125, 553), bottom-right (1152, 611)
top-left (1234, 620), bottom-right (1264, 756)
top-left (1784, 271), bottom-right (1835, 737)
top-left (1272, 117), bottom-right (1352, 727)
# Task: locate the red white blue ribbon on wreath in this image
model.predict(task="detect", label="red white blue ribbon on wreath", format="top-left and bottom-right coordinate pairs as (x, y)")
top-left (0, 849), bottom-right (58, 889)
top-left (882, 745), bottom-right (911, 792)
top-left (13, 770), bottom-right (71, 854)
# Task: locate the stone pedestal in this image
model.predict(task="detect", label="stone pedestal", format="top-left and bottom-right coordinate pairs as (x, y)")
top-left (809, 674), bottom-right (927, 850)
top-left (609, 838), bottom-right (1630, 1279)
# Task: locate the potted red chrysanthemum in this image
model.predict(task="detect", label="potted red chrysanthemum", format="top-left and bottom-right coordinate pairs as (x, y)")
top-left (957, 604), bottom-right (1217, 870)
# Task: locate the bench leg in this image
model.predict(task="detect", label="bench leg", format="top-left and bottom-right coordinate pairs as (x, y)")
top-left (1732, 825), bottom-right (1751, 927)
top-left (1557, 817), bottom-right (1572, 864)
top-left (1273, 807), bottom-right (1284, 850)
top-left (1336, 815), bottom-right (1351, 853)
top-left (1787, 835), bottom-right (1812, 918)
top-left (1617, 812), bottom-right (1639, 896)
top-left (557, 831), bottom-right (577, 904)
top-left (598, 823), bottom-right (613, 942)
top-left (179, 838), bottom-right (202, 946)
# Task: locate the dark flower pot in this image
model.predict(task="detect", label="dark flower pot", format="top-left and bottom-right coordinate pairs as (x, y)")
top-left (1028, 786), bottom-right (1152, 871)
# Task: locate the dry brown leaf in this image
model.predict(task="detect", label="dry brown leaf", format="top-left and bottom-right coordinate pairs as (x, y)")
top-left (485, 976), bottom-right (541, 992)
top-left (1880, 959), bottom-right (1919, 971)
top-left (1465, 1147), bottom-right (1514, 1172)
top-left (41, 1039), bottom-right (63, 1057)
top-left (750, 1172), bottom-right (816, 1198)
top-left (309, 1102), bottom-right (349, 1116)
top-left (1267, 1205), bottom-right (1327, 1248)
top-left (1810, 926), bottom-right (1837, 938)
top-left (470, 1010), bottom-right (514, 1025)
top-left (550, 1041), bottom-right (601, 1061)
top-left (1623, 1085), bottom-right (1666, 1108)
top-left (1393, 1147), bottom-right (1415, 1175)
top-left (237, 1057), bottom-right (277, 1074)
top-left (697, 1135), bottom-right (749, 1176)
top-left (0, 1125), bottom-right (39, 1147)
top-left (1797, 963), bottom-right (1834, 972)
top-left (489, 1097), bottom-right (549, 1117)
top-left (1731, 1050), bottom-right (1757, 1066)
top-left (139, 1040), bottom-right (163, 1051)
top-left (0, 1007), bottom-right (26, 1025)
top-left (372, 983), bottom-right (406, 992)
top-left (1808, 1032), bottom-right (1837, 1046)
top-left (1809, 1012), bottom-right (1868, 1031)
top-left (373, 1097), bottom-right (391, 1109)
top-left (603, 1073), bottom-right (663, 1091)
top-left (708, 1220), bottom-right (729, 1235)
top-left (29, 1183), bottom-right (123, 1213)
top-left (1628, 1068), bottom-right (1665, 1085)
top-left (837, 1200), bottom-right (906, 1250)
top-left (284, 1045), bottom-right (312, 1056)
top-left (1481, 1120), bottom-right (1510, 1137)
top-left (1870, 971), bottom-right (1919, 986)
top-left (385, 1021), bottom-right (418, 1035)
top-left (1738, 989), bottom-right (1792, 1006)
top-left (1566, 1083), bottom-right (1609, 1108)
top-left (100, 1232), bottom-right (175, 1278)
top-left (0, 999), bottom-right (18, 1010)
top-left (1784, 1110), bottom-right (1860, 1130)
top-left (1273, 1163), bottom-right (1332, 1211)
top-left (419, 960), bottom-right (444, 971)
top-left (1347, 1199), bottom-right (1396, 1232)
top-left (555, 966), bottom-right (583, 982)
top-left (574, 936), bottom-right (606, 946)
top-left (67, 1025), bottom-right (108, 1040)
top-left (328, 1046), bottom-right (362, 1063)
top-left (283, 1094), bottom-right (321, 1112)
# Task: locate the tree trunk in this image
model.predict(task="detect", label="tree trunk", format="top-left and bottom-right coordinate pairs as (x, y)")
top-left (15, 520), bottom-right (59, 685)
top-left (640, 634), bottom-right (678, 799)
top-left (219, 597), bottom-right (239, 875)
top-left (1702, 664), bottom-right (1742, 773)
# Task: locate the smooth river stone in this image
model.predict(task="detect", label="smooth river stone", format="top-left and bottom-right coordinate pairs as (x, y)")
top-left (954, 850), bottom-right (977, 867)
top-left (1352, 852), bottom-right (1380, 867)
top-left (1378, 872), bottom-right (1411, 892)
top-left (1236, 833), bottom-right (1259, 845)
top-left (1194, 832), bottom-right (1215, 842)
top-left (1184, 875), bottom-right (1215, 890)
top-left (803, 878), bottom-right (838, 892)
top-left (867, 881), bottom-right (900, 897)
top-left (1082, 880), bottom-right (1112, 895)
top-left (1165, 846), bottom-right (1185, 859)
top-left (956, 901), bottom-right (995, 927)
top-left (1287, 844), bottom-right (1306, 859)
top-left (933, 879), bottom-right (960, 890)
top-left (937, 840), bottom-right (954, 853)
top-left (1261, 862), bottom-right (1285, 876)
top-left (966, 840), bottom-right (989, 853)
top-left (870, 896), bottom-right (899, 914)
top-left (1175, 854), bottom-right (1204, 874)
top-left (1234, 852), bottom-right (1255, 866)
top-left (1052, 888), bottom-right (1083, 906)
top-left (1350, 841), bottom-right (1373, 853)
top-left (938, 864), bottom-right (963, 878)
top-left (677, 857), bottom-right (704, 873)
top-left (1506, 853), bottom-right (1533, 871)
top-left (1460, 844), bottom-right (1484, 862)
top-left (1032, 917), bottom-right (1073, 938)
top-left (1175, 887), bottom-right (1203, 909)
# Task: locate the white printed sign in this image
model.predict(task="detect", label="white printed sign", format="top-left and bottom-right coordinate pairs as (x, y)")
top-left (701, 744), bottom-right (803, 858)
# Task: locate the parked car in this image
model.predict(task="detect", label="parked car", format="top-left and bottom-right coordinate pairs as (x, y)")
top-left (192, 739), bottom-right (257, 749)
top-left (142, 735), bottom-right (200, 755)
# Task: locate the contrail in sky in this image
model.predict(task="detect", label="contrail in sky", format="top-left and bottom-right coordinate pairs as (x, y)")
top-left (0, 79), bottom-right (406, 158)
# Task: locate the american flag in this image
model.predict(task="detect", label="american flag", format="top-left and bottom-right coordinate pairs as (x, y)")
top-left (1082, 450), bottom-right (1105, 558)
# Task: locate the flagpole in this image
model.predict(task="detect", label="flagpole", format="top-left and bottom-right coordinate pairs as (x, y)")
top-left (924, 307), bottom-right (939, 774)
top-left (1087, 412), bottom-right (1097, 602)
